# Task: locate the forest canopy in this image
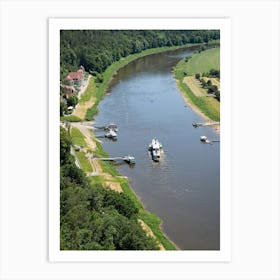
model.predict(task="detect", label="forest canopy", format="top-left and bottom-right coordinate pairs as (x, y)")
top-left (60, 30), bottom-right (220, 79)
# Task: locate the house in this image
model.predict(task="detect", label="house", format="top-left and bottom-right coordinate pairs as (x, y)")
top-left (60, 84), bottom-right (76, 98)
top-left (64, 66), bottom-right (84, 89)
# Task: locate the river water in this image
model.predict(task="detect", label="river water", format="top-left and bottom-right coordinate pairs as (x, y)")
top-left (94, 48), bottom-right (220, 250)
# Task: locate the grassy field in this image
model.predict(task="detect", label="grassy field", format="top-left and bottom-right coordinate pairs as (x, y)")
top-left (182, 47), bottom-right (220, 75)
top-left (74, 76), bottom-right (96, 120)
top-left (70, 127), bottom-right (87, 147)
top-left (175, 46), bottom-right (220, 121)
top-left (60, 115), bottom-right (81, 122)
top-left (76, 151), bottom-right (93, 173)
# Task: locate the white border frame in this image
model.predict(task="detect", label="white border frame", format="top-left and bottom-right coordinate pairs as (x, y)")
top-left (49, 18), bottom-right (231, 262)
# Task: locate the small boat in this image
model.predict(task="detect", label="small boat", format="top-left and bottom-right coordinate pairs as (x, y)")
top-left (200, 136), bottom-right (210, 144)
top-left (105, 129), bottom-right (117, 139)
top-left (105, 123), bottom-right (118, 132)
top-left (149, 138), bottom-right (163, 162)
top-left (123, 155), bottom-right (136, 164)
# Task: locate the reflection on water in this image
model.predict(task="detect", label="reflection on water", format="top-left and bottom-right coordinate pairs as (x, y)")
top-left (94, 47), bottom-right (220, 250)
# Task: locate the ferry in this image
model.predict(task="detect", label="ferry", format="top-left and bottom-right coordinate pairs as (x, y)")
top-left (149, 138), bottom-right (163, 162)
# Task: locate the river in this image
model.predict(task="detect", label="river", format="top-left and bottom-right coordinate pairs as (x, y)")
top-left (94, 48), bottom-right (220, 250)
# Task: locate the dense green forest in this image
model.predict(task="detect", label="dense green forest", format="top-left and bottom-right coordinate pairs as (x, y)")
top-left (60, 30), bottom-right (220, 79)
top-left (60, 127), bottom-right (160, 250)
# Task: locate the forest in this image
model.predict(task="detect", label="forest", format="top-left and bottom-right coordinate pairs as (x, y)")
top-left (60, 30), bottom-right (220, 79)
top-left (60, 127), bottom-right (160, 250)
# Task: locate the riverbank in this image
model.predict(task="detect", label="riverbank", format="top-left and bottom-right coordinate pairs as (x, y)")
top-left (67, 120), bottom-right (175, 249)
top-left (62, 43), bottom-right (216, 250)
top-left (174, 47), bottom-right (220, 134)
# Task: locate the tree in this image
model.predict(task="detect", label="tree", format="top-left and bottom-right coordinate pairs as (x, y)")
top-left (67, 96), bottom-right (78, 107)
top-left (200, 79), bottom-right (206, 88)
top-left (195, 73), bottom-right (201, 80)
top-left (60, 127), bottom-right (71, 165)
top-left (103, 190), bottom-right (138, 219)
top-left (60, 101), bottom-right (67, 116)
top-left (215, 90), bottom-right (220, 101)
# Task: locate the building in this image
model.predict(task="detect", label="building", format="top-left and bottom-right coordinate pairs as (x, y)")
top-left (60, 84), bottom-right (76, 98)
top-left (64, 66), bottom-right (84, 89)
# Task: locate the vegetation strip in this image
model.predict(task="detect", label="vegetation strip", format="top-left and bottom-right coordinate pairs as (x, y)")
top-left (174, 47), bottom-right (220, 122)
top-left (74, 76), bottom-right (96, 120)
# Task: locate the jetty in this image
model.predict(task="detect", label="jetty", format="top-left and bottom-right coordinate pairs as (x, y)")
top-left (95, 123), bottom-right (118, 132)
top-left (192, 121), bottom-right (220, 128)
top-left (200, 136), bottom-right (220, 144)
top-left (95, 129), bottom-right (118, 139)
top-left (94, 155), bottom-right (135, 164)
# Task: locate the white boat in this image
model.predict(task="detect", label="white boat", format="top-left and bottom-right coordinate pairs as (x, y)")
top-left (106, 123), bottom-right (118, 132)
top-left (149, 138), bottom-right (163, 162)
top-left (200, 136), bottom-right (210, 143)
top-left (105, 129), bottom-right (117, 139)
top-left (123, 155), bottom-right (136, 164)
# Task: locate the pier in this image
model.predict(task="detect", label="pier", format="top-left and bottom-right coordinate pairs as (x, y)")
top-left (200, 136), bottom-right (220, 144)
top-left (94, 155), bottom-right (135, 164)
top-left (192, 121), bottom-right (220, 128)
top-left (94, 123), bottom-right (118, 132)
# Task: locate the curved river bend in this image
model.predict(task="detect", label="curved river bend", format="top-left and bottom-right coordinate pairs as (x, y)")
top-left (94, 48), bottom-right (220, 250)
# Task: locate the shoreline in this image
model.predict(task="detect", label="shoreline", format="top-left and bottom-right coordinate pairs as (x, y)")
top-left (173, 46), bottom-right (220, 135)
top-left (176, 80), bottom-right (220, 135)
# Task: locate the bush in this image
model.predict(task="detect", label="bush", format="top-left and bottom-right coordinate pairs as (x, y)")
top-left (60, 115), bottom-right (82, 122)
top-left (96, 74), bottom-right (104, 83)
top-left (67, 96), bottom-right (78, 107)
top-left (209, 69), bottom-right (220, 78)
top-left (215, 90), bottom-right (220, 101)
top-left (207, 85), bottom-right (218, 94)
top-left (200, 79), bottom-right (207, 88)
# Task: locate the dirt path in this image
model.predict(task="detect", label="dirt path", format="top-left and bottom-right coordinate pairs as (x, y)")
top-left (74, 96), bottom-right (96, 120)
top-left (72, 75), bottom-right (95, 120)
top-left (183, 76), bottom-right (206, 97)
top-left (71, 122), bottom-right (123, 192)
top-left (71, 122), bottom-right (96, 151)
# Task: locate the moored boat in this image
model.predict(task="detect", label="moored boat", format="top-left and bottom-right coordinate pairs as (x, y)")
top-left (105, 129), bottom-right (117, 139)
